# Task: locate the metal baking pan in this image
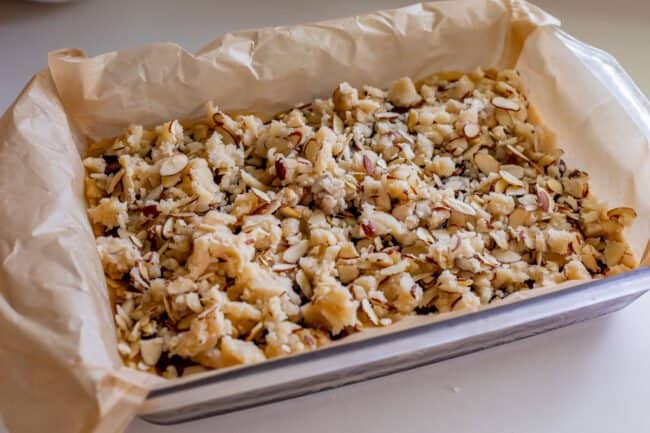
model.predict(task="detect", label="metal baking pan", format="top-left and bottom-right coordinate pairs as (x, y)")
top-left (139, 30), bottom-right (650, 425)
top-left (140, 267), bottom-right (650, 424)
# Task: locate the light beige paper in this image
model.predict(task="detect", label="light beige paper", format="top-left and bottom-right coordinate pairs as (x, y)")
top-left (0, 1), bottom-right (647, 432)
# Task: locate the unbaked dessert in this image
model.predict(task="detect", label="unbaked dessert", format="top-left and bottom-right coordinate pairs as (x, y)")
top-left (83, 68), bottom-right (637, 377)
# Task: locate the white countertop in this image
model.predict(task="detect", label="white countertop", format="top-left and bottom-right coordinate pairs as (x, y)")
top-left (1, 0), bottom-right (649, 432)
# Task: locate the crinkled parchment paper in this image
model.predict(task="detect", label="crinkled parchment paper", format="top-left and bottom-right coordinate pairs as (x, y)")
top-left (0, 1), bottom-right (648, 432)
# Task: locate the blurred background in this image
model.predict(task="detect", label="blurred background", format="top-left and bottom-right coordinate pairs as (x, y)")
top-left (0, 0), bottom-right (648, 111)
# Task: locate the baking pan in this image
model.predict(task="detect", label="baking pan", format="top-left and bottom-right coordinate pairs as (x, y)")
top-left (139, 29), bottom-right (650, 425)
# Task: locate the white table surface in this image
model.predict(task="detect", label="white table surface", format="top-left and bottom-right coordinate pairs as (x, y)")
top-left (1, 0), bottom-right (649, 432)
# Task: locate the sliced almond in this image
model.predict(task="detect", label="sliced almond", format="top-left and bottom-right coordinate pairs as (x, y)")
top-left (361, 299), bottom-right (379, 325)
top-left (245, 321), bottom-right (265, 342)
top-left (444, 197), bottom-right (476, 216)
top-left (251, 187), bottom-right (271, 203)
top-left (160, 154), bottom-right (189, 177)
top-left (492, 249), bottom-right (521, 264)
top-left (252, 199), bottom-right (281, 216)
top-left (446, 137), bottom-right (468, 156)
top-left (474, 152), bottom-right (500, 174)
top-left (509, 207), bottom-right (530, 227)
top-left (137, 260), bottom-right (150, 282)
top-left (378, 260), bottom-right (409, 276)
top-left (278, 206), bottom-right (301, 219)
top-left (489, 230), bottom-right (509, 250)
top-left (286, 131), bottom-right (304, 147)
top-left (140, 338), bottom-right (163, 366)
top-left (546, 178), bottom-right (563, 194)
top-left (283, 239), bottom-right (309, 263)
top-left (375, 112), bottom-right (400, 120)
top-left (500, 164), bottom-right (524, 179)
top-left (303, 139), bottom-right (321, 162)
top-left (495, 81), bottom-right (516, 96)
top-left (106, 169), bottom-right (125, 194)
top-left (493, 179), bottom-right (508, 194)
top-left (296, 269), bottom-right (312, 298)
top-left (130, 266), bottom-right (150, 290)
top-left (185, 292), bottom-right (203, 313)
top-left (272, 263), bottom-right (297, 272)
top-left (162, 218), bottom-right (174, 239)
top-left (396, 129), bottom-right (415, 145)
top-left (491, 96), bottom-right (520, 111)
top-left (463, 123), bottom-right (480, 139)
top-left (240, 169), bottom-right (267, 191)
top-left (478, 253), bottom-right (500, 267)
top-left (363, 154), bottom-right (375, 176)
top-left (499, 169), bottom-right (524, 186)
top-left (607, 207), bottom-right (637, 227)
top-left (505, 144), bottom-right (533, 166)
top-left (129, 234), bottom-right (143, 249)
top-left (415, 227), bottom-right (434, 243)
top-left (506, 185), bottom-right (527, 196)
top-left (536, 187), bottom-right (552, 212)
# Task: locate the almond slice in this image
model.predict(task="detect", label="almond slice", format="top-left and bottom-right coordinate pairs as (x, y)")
top-left (140, 338), bottom-right (163, 366)
top-left (375, 112), bottom-right (400, 120)
top-left (160, 154), bottom-right (189, 176)
top-left (536, 187), bottom-right (552, 212)
top-left (130, 266), bottom-right (150, 290)
top-left (272, 263), bottom-right (297, 272)
top-left (286, 131), bottom-right (304, 147)
top-left (361, 299), bottom-right (379, 325)
top-left (283, 240), bottom-right (309, 263)
top-left (444, 197), bottom-right (476, 216)
top-left (378, 260), bottom-right (409, 276)
top-left (278, 206), bottom-right (301, 219)
top-left (500, 164), bottom-right (525, 179)
top-left (240, 169), bottom-right (268, 191)
top-left (494, 179), bottom-right (508, 194)
top-left (129, 234), bottom-right (143, 249)
top-left (162, 218), bottom-right (174, 239)
top-left (474, 152), bottom-right (500, 174)
top-left (415, 227), bottom-right (434, 243)
top-left (137, 261), bottom-right (150, 283)
top-left (491, 96), bottom-right (520, 111)
top-left (492, 249), bottom-right (521, 264)
top-left (251, 187), bottom-right (271, 203)
top-left (363, 154), bottom-right (375, 176)
top-left (463, 123), bottom-right (480, 139)
top-left (509, 207), bottom-right (529, 227)
top-left (478, 253), bottom-right (500, 267)
top-left (546, 178), bottom-right (563, 194)
top-left (296, 269), bottom-right (312, 298)
top-left (499, 169), bottom-right (524, 186)
top-left (106, 169), bottom-right (125, 194)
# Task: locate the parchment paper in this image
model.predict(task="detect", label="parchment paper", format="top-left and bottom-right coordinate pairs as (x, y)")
top-left (0, 1), bottom-right (647, 433)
